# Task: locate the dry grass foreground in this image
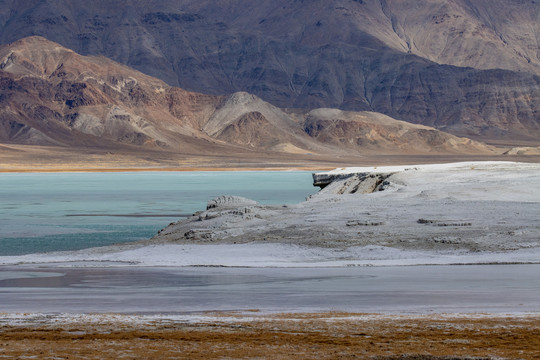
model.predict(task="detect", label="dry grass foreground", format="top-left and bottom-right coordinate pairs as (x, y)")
top-left (1, 313), bottom-right (539, 359)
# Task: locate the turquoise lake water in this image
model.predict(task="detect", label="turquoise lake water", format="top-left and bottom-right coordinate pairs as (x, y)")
top-left (0, 171), bottom-right (316, 256)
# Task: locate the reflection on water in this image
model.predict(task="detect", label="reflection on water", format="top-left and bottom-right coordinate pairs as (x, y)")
top-left (0, 271), bottom-right (65, 282)
top-left (1, 265), bottom-right (539, 314)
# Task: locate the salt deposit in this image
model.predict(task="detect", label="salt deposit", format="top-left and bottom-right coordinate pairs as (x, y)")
top-left (1, 161), bottom-right (538, 267)
top-left (148, 161), bottom-right (540, 258)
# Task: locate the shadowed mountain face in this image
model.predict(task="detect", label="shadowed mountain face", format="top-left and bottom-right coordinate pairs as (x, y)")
top-left (0, 37), bottom-right (494, 156)
top-left (0, 0), bottom-right (538, 141)
top-left (0, 37), bottom-right (223, 152)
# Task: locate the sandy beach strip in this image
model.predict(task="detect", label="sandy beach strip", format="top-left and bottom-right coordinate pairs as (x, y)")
top-left (1, 312), bottom-right (539, 359)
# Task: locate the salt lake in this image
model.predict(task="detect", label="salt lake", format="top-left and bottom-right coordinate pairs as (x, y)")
top-left (0, 171), bottom-right (316, 255)
top-left (1, 168), bottom-right (539, 315)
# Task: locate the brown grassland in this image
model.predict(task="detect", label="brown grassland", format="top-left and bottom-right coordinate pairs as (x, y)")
top-left (1, 313), bottom-right (539, 359)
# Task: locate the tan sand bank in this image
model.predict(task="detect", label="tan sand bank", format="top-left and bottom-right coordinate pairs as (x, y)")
top-left (2, 143), bottom-right (539, 173)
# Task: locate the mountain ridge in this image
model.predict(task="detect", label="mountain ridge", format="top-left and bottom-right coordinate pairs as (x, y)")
top-left (0, 36), bottom-right (496, 160)
top-left (0, 0), bottom-right (538, 141)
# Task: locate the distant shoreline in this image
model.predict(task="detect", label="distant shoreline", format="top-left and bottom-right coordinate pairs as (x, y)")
top-left (2, 142), bottom-right (540, 174)
top-left (3, 158), bottom-right (540, 173)
top-left (0, 166), bottom-right (333, 173)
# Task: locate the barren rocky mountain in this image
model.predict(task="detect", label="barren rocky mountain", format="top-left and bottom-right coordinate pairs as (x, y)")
top-left (303, 109), bottom-right (491, 154)
top-left (0, 36), bottom-right (495, 159)
top-left (0, 0), bottom-right (538, 142)
top-left (0, 37), bottom-right (222, 153)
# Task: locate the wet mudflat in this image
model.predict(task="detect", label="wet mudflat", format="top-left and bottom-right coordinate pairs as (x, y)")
top-left (1, 264), bottom-right (539, 314)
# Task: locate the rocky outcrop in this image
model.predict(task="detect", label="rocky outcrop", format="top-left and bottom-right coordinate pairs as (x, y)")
top-left (0, 37), bottom-right (218, 151)
top-left (503, 146), bottom-right (540, 156)
top-left (312, 172), bottom-right (393, 194)
top-left (202, 92), bottom-right (326, 153)
top-left (206, 196), bottom-right (259, 210)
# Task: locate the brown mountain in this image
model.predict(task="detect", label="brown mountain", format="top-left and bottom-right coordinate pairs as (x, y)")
top-left (0, 0), bottom-right (538, 142)
top-left (304, 109), bottom-right (491, 154)
top-left (0, 36), bottom-right (495, 160)
top-left (0, 37), bottom-right (221, 153)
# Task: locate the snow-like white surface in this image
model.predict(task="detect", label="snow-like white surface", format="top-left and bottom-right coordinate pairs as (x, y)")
top-left (317, 161), bottom-right (540, 202)
top-left (321, 161), bottom-right (538, 175)
top-left (1, 243), bottom-right (540, 268)
top-left (3, 311), bottom-right (538, 329)
top-left (2, 311), bottom-right (538, 329)
top-left (1, 161), bottom-right (539, 268)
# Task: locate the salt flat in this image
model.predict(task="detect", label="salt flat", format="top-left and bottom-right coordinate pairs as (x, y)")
top-left (1, 162), bottom-right (539, 359)
top-left (1, 265), bottom-right (539, 314)
top-left (146, 161), bottom-right (540, 266)
top-left (1, 161), bottom-right (539, 267)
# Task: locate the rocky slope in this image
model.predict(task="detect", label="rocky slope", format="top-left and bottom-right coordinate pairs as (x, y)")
top-left (303, 109), bottom-right (491, 154)
top-left (0, 0), bottom-right (538, 141)
top-left (0, 37), bottom-right (495, 157)
top-left (0, 37), bottom-right (220, 152)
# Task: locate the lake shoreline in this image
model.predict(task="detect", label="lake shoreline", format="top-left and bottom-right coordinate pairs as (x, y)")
top-left (2, 145), bottom-right (539, 174)
top-left (2, 264), bottom-right (539, 314)
top-left (0, 171), bottom-right (317, 255)
top-left (2, 163), bottom-right (539, 358)
top-left (0, 166), bottom-right (332, 173)
top-left (151, 162), bottom-right (540, 259)
top-left (3, 162), bottom-right (539, 262)
top-left (3, 158), bottom-right (540, 173)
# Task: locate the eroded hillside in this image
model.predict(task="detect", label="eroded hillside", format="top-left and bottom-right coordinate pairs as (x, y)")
top-left (0, 0), bottom-right (538, 141)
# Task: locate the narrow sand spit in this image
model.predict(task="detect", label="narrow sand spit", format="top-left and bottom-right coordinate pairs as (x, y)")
top-left (1, 312), bottom-right (539, 359)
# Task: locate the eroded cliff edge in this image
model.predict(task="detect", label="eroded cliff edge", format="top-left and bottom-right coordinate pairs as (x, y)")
top-left (149, 162), bottom-right (540, 257)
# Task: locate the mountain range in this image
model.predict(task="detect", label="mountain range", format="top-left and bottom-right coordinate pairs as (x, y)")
top-left (1, 36), bottom-right (494, 163)
top-left (0, 0), bottom-right (538, 143)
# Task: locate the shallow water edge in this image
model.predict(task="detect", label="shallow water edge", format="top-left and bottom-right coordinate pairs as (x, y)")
top-left (1, 264), bottom-right (539, 314)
